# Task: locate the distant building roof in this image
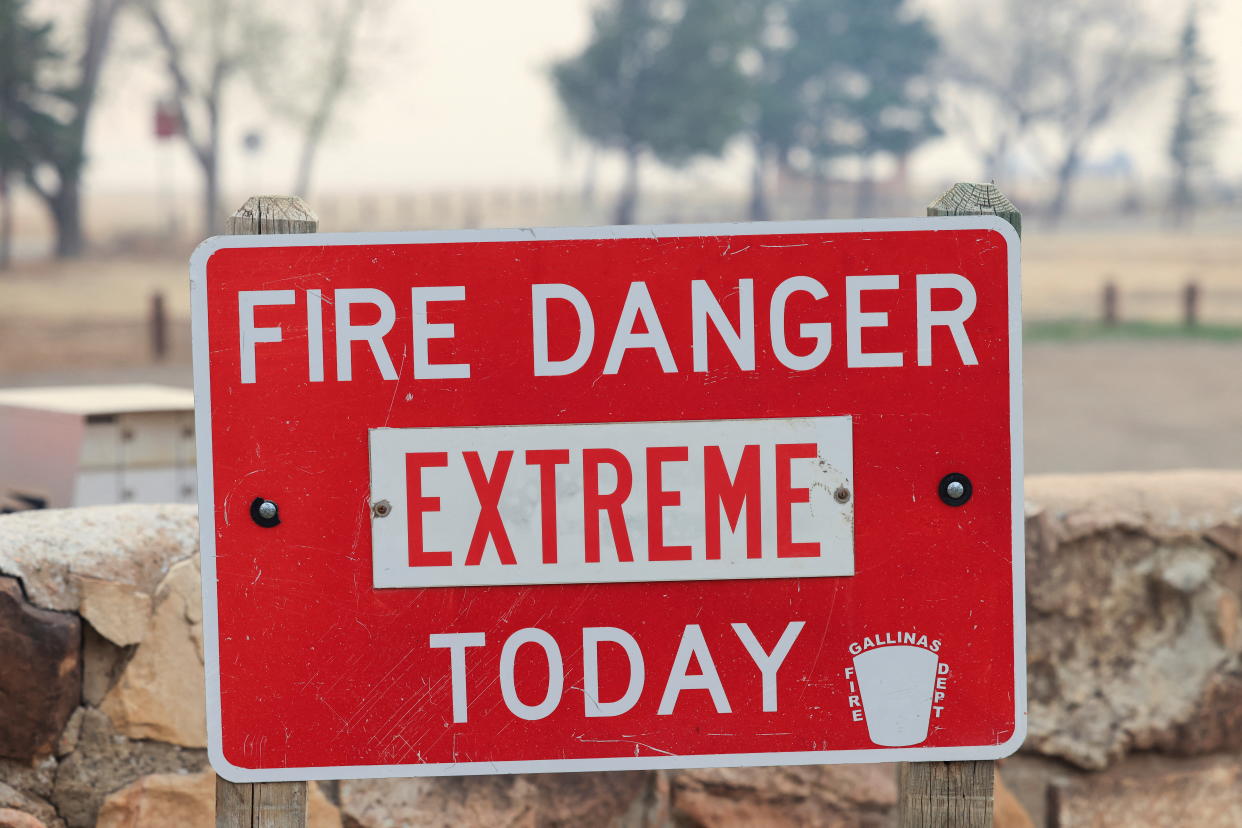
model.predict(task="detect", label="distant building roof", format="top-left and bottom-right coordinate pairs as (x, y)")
top-left (0, 384), bottom-right (194, 416)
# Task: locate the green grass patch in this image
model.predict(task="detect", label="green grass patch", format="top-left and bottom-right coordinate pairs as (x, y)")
top-left (1024, 319), bottom-right (1242, 343)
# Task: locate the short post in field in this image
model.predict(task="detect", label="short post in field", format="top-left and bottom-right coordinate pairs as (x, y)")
top-left (215, 194), bottom-right (316, 828)
top-left (1102, 280), bottom-right (1119, 326)
top-left (1183, 279), bottom-right (1200, 327)
top-left (150, 290), bottom-right (168, 360)
top-left (892, 180), bottom-right (1022, 828)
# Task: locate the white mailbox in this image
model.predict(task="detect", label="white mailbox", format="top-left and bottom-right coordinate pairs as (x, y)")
top-left (0, 384), bottom-right (196, 511)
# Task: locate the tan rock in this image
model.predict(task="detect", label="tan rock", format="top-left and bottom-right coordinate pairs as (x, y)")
top-left (1048, 754), bottom-right (1242, 827)
top-left (993, 768), bottom-right (1032, 828)
top-left (308, 783), bottom-right (342, 828)
top-left (49, 707), bottom-right (206, 828)
top-left (54, 709), bottom-right (84, 758)
top-left (0, 808), bottom-right (47, 828)
top-left (1024, 471), bottom-right (1242, 769)
top-left (80, 627), bottom-right (128, 708)
top-left (0, 505), bottom-right (197, 612)
top-left (96, 770), bottom-right (339, 828)
top-left (100, 558), bottom-right (205, 748)
top-left (77, 576), bottom-right (151, 647)
top-left (1215, 592), bottom-right (1239, 649)
top-left (670, 765), bottom-right (896, 827)
top-left (340, 772), bottom-right (653, 828)
top-left (0, 781), bottom-right (60, 828)
top-left (1026, 471), bottom-right (1242, 542)
top-left (96, 772), bottom-right (211, 828)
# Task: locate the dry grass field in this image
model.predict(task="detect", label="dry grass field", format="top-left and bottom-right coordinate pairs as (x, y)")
top-left (1, 228), bottom-right (1239, 474)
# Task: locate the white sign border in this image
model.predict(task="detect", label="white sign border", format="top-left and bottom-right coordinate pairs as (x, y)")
top-left (190, 215), bottom-right (1026, 783)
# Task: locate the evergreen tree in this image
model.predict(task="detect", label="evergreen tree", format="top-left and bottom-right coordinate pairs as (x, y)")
top-left (0, 0), bottom-right (58, 268)
top-left (1168, 2), bottom-right (1221, 226)
top-left (748, 0), bottom-right (941, 219)
top-left (552, 0), bottom-right (752, 224)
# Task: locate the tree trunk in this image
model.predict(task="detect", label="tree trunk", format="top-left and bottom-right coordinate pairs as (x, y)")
top-left (984, 131), bottom-right (1010, 183)
top-left (0, 169), bottom-right (11, 270)
top-left (749, 139), bottom-right (770, 221)
top-left (1047, 143), bottom-right (1082, 226)
top-left (614, 145), bottom-right (641, 225)
top-left (855, 154), bottom-right (876, 218)
top-left (1169, 158), bottom-right (1191, 227)
top-left (811, 160), bottom-right (831, 217)
top-left (203, 151), bottom-right (220, 237)
top-left (580, 148), bottom-right (598, 208)
top-left (893, 152), bottom-right (911, 207)
top-left (52, 180), bottom-right (85, 258)
top-left (293, 122), bottom-right (323, 199)
top-left (292, 0), bottom-right (365, 199)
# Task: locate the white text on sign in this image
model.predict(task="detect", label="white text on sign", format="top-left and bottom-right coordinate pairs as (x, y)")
top-left (236, 275), bottom-right (979, 383)
top-left (429, 621), bottom-right (807, 722)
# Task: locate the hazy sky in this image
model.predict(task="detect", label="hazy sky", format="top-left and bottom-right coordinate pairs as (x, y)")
top-left (82, 0), bottom-right (1242, 199)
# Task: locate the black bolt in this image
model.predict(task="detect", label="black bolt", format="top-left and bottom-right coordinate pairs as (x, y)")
top-left (250, 497), bottom-right (281, 528)
top-left (938, 473), bottom-right (972, 507)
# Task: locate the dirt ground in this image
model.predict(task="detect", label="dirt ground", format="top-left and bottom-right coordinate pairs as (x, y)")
top-left (1, 232), bottom-right (1240, 474)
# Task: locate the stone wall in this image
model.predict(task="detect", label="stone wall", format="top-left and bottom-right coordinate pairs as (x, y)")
top-left (1, 471), bottom-right (1240, 827)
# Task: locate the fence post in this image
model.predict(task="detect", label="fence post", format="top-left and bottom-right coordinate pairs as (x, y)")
top-left (899, 181), bottom-right (1022, 828)
top-left (1102, 280), bottom-right (1119, 326)
top-left (150, 290), bottom-right (168, 360)
top-left (1183, 279), bottom-right (1200, 327)
top-left (216, 194), bottom-right (317, 828)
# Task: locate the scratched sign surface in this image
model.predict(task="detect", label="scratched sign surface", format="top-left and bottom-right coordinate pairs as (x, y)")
top-left (191, 217), bottom-right (1025, 782)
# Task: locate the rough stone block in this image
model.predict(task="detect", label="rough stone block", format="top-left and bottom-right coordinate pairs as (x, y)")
top-left (50, 708), bottom-right (206, 828)
top-left (339, 771), bottom-right (656, 827)
top-left (0, 578), bottom-right (80, 762)
top-left (0, 505), bottom-right (197, 612)
top-left (1048, 754), bottom-right (1242, 827)
top-left (1025, 471), bottom-right (1242, 769)
top-left (77, 577), bottom-right (151, 647)
top-left (100, 558), bottom-right (205, 748)
top-left (668, 765), bottom-right (896, 827)
top-left (0, 808), bottom-right (47, 828)
top-left (96, 770), bottom-right (340, 828)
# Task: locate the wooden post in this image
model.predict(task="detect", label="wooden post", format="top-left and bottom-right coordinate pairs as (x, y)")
top-left (1183, 278), bottom-right (1200, 327)
top-left (150, 290), bottom-right (168, 360)
top-left (1102, 280), bottom-right (1119, 326)
top-left (897, 761), bottom-right (995, 827)
top-left (896, 181), bottom-right (1022, 828)
top-left (216, 194), bottom-right (317, 828)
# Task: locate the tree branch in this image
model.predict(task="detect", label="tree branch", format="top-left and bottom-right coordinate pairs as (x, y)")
top-left (143, 2), bottom-right (214, 169)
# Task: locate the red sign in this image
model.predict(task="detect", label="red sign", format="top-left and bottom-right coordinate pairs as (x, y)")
top-left (191, 217), bottom-right (1025, 782)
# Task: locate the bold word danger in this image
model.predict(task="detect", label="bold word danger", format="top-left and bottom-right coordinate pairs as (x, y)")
top-left (237, 274), bottom-right (978, 383)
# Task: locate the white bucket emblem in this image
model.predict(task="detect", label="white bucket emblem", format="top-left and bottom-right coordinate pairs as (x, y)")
top-left (846, 633), bottom-right (948, 747)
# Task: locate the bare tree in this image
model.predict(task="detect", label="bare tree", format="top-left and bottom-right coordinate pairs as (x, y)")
top-left (1035, 2), bottom-right (1165, 223)
top-left (251, 0), bottom-right (382, 199)
top-left (140, 0), bottom-right (283, 236)
top-left (937, 0), bottom-right (1163, 220)
top-left (9, 0), bottom-right (124, 258)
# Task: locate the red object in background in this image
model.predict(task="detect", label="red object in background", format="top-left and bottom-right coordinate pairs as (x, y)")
top-left (191, 217), bottom-right (1025, 783)
top-left (154, 99), bottom-right (180, 139)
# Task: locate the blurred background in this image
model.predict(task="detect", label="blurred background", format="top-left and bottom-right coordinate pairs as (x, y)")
top-left (1, 0), bottom-right (1239, 477)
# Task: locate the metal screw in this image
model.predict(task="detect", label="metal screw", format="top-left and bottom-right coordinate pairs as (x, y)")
top-left (257, 500), bottom-right (278, 520)
top-left (372, 499), bottom-right (392, 518)
top-left (938, 473), bottom-right (973, 507)
top-left (833, 486), bottom-right (851, 504)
